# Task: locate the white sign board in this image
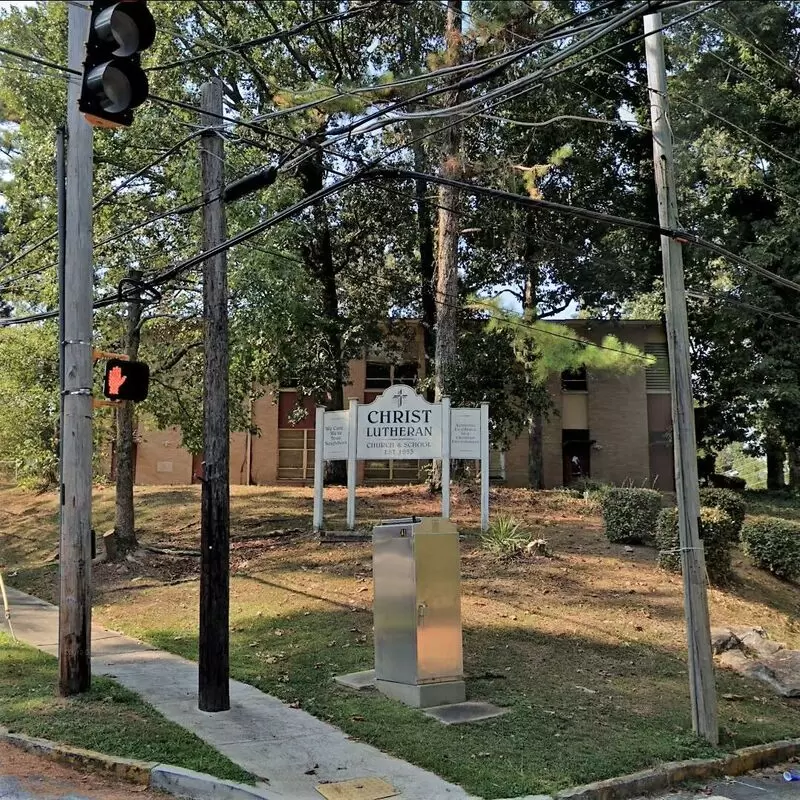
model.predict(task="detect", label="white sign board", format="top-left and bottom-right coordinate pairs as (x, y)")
top-left (356, 384), bottom-right (442, 460)
top-left (323, 410), bottom-right (349, 460)
top-left (313, 389), bottom-right (490, 534)
top-left (450, 408), bottom-right (481, 459)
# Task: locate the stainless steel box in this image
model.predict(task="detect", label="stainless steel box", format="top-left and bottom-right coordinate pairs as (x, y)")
top-left (372, 517), bottom-right (465, 707)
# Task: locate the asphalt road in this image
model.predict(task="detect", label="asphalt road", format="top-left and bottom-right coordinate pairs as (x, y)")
top-left (0, 742), bottom-right (158, 799)
top-left (654, 766), bottom-right (800, 800)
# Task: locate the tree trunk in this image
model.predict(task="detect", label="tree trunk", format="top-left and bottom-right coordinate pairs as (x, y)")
top-left (528, 412), bottom-right (544, 489)
top-left (788, 444), bottom-right (800, 490)
top-left (111, 268), bottom-right (142, 560)
top-left (766, 432), bottom-right (786, 490)
top-left (430, 0), bottom-right (463, 490)
top-left (298, 151), bottom-right (347, 485)
top-left (523, 266), bottom-right (544, 488)
top-left (413, 138), bottom-right (436, 399)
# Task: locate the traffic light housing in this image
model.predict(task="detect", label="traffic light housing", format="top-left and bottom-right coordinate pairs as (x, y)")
top-left (103, 358), bottom-right (150, 402)
top-left (79, 1), bottom-right (156, 128)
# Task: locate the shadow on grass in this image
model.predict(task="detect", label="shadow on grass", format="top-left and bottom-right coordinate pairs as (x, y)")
top-left (0, 632), bottom-right (251, 783)
top-left (133, 601), bottom-right (799, 800)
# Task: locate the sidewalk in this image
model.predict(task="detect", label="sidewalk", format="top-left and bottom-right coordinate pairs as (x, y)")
top-left (6, 587), bottom-right (474, 800)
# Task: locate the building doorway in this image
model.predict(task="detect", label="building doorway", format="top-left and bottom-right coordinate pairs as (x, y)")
top-left (563, 429), bottom-right (590, 485)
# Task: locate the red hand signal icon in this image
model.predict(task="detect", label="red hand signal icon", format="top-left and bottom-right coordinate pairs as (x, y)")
top-left (107, 365), bottom-right (127, 396)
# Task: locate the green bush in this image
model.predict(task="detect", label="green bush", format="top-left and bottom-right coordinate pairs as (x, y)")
top-left (481, 515), bottom-right (531, 557)
top-left (741, 517), bottom-right (800, 580)
top-left (698, 488), bottom-right (746, 538)
top-left (655, 506), bottom-right (736, 585)
top-left (601, 488), bottom-right (662, 544)
top-left (571, 478), bottom-right (610, 498)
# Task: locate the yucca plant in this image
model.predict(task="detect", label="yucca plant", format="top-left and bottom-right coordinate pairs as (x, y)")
top-left (480, 515), bottom-right (531, 557)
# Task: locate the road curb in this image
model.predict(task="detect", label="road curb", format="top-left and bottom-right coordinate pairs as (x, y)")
top-left (551, 738), bottom-right (800, 800)
top-left (0, 727), bottom-right (273, 799)
top-left (0, 727), bottom-right (155, 785)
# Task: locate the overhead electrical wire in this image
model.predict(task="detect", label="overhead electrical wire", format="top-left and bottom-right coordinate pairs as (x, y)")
top-left (0, 127), bottom-right (214, 283)
top-left (686, 290), bottom-right (800, 326)
top-left (145, 2), bottom-right (382, 73)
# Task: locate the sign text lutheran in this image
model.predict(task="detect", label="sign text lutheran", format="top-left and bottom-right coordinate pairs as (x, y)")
top-left (356, 385), bottom-right (442, 460)
top-left (313, 385), bottom-right (490, 533)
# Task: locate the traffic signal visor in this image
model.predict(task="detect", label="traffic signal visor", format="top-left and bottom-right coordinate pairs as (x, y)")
top-left (103, 358), bottom-right (150, 402)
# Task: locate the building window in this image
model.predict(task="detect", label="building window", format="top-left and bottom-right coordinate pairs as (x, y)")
top-left (561, 366), bottom-right (587, 392)
top-left (366, 362), bottom-right (392, 389)
top-left (277, 390), bottom-right (315, 481)
top-left (277, 428), bottom-right (315, 481)
top-left (489, 450), bottom-right (506, 482)
top-left (645, 343), bottom-right (670, 393)
top-left (366, 361), bottom-right (418, 391)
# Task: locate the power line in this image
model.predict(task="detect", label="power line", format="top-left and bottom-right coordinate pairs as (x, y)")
top-left (0, 128), bottom-right (213, 281)
top-left (230, 241), bottom-right (657, 364)
top-left (0, 44), bottom-right (78, 75)
top-left (145, 2), bottom-right (381, 72)
top-left (370, 167), bottom-right (800, 295)
top-left (686, 290), bottom-right (800, 326)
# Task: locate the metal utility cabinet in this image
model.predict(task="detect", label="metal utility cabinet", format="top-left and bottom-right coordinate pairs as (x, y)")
top-left (372, 517), bottom-right (465, 708)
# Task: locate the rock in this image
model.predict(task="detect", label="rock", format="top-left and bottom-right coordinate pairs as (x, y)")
top-left (710, 627), bottom-right (739, 654)
top-left (624, 546), bottom-right (634, 553)
top-left (738, 628), bottom-right (784, 658)
top-left (752, 651), bottom-right (800, 697)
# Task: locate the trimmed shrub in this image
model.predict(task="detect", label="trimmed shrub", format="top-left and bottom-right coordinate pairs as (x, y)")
top-left (601, 488), bottom-right (661, 544)
top-left (655, 506), bottom-right (736, 584)
top-left (708, 473), bottom-right (746, 491)
top-left (698, 488), bottom-right (746, 538)
top-left (742, 517), bottom-right (800, 580)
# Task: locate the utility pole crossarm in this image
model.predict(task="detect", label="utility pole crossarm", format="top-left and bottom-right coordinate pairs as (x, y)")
top-left (643, 11), bottom-right (718, 745)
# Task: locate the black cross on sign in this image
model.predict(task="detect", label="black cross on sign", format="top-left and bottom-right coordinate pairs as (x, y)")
top-left (392, 387), bottom-right (405, 407)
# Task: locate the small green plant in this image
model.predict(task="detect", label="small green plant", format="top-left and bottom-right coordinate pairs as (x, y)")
top-left (571, 478), bottom-right (609, 497)
top-left (655, 506), bottom-right (736, 584)
top-left (741, 517), bottom-right (800, 580)
top-left (601, 487), bottom-right (662, 544)
top-left (699, 488), bottom-right (746, 538)
top-left (481, 515), bottom-right (531, 557)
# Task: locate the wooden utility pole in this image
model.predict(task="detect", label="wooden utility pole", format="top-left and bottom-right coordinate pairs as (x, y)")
top-left (59, 1), bottom-right (93, 696)
top-left (198, 78), bottom-right (230, 712)
top-left (644, 12), bottom-right (718, 744)
top-left (110, 268), bottom-right (143, 560)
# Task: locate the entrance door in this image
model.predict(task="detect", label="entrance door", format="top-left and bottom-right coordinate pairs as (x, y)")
top-left (562, 429), bottom-right (590, 485)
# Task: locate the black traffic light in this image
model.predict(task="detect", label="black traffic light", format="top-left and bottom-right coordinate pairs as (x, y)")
top-left (79, 1), bottom-right (156, 128)
top-left (103, 358), bottom-right (150, 402)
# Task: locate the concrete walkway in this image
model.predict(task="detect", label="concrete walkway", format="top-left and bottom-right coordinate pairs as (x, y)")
top-left (6, 587), bottom-right (474, 800)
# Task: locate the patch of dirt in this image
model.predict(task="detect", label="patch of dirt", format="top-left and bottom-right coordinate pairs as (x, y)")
top-left (0, 741), bottom-right (163, 798)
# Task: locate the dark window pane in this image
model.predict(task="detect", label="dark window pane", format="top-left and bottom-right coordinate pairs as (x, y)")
top-left (394, 362), bottom-right (418, 386)
top-left (366, 362), bottom-right (391, 389)
top-left (561, 366), bottom-right (587, 391)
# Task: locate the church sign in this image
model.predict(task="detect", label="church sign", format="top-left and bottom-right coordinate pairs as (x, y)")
top-left (313, 385), bottom-right (489, 533)
top-left (356, 384), bottom-right (441, 460)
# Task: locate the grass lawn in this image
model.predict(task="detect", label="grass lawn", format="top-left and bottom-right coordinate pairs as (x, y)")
top-left (2, 483), bottom-right (800, 798)
top-left (0, 632), bottom-right (251, 783)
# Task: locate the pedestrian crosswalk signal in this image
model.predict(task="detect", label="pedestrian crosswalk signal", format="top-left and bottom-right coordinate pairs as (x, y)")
top-left (103, 358), bottom-right (150, 402)
top-left (80, 1), bottom-right (156, 128)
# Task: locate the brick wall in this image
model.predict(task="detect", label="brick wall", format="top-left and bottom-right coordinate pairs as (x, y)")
top-left (250, 393), bottom-right (279, 484)
top-left (587, 366), bottom-right (651, 486)
top-left (134, 426), bottom-right (192, 485)
top-left (131, 321), bottom-right (670, 489)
